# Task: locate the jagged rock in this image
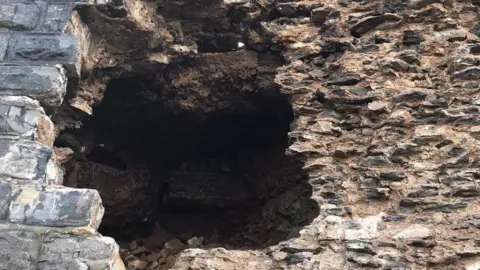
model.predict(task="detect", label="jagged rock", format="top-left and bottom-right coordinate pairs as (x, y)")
top-left (164, 239), bottom-right (185, 255)
top-left (346, 241), bottom-right (376, 254)
top-left (408, 0), bottom-right (443, 9)
top-left (327, 75), bottom-right (361, 86)
top-left (357, 155), bottom-right (393, 168)
top-left (413, 125), bottom-right (447, 144)
top-left (310, 7), bottom-right (331, 24)
top-left (350, 14), bottom-right (403, 37)
top-left (343, 215), bottom-right (383, 241)
top-left (379, 171), bottom-right (405, 181)
top-left (396, 50), bottom-right (421, 65)
top-left (452, 67), bottom-right (480, 81)
top-left (435, 29), bottom-right (467, 42)
top-left (127, 259), bottom-right (148, 269)
top-left (368, 101), bottom-right (390, 112)
top-left (392, 224), bottom-right (432, 240)
top-left (470, 23), bottom-right (480, 37)
top-left (470, 126), bottom-right (480, 139)
top-left (403, 30), bottom-right (423, 45)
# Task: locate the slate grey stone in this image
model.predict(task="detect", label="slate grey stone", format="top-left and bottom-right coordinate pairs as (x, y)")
top-left (0, 139), bottom-right (56, 184)
top-left (403, 30), bottom-right (423, 45)
top-left (0, 33), bottom-right (10, 62)
top-left (453, 67), bottom-right (480, 81)
top-left (350, 14), bottom-right (403, 37)
top-left (345, 241), bottom-right (376, 254)
top-left (0, 104), bottom-right (8, 133)
top-left (38, 259), bottom-right (89, 270)
top-left (41, 3), bottom-right (74, 32)
top-left (0, 66), bottom-right (67, 110)
top-left (392, 90), bottom-right (427, 103)
top-left (39, 233), bottom-right (120, 270)
top-left (13, 3), bottom-right (42, 30)
top-left (39, 234), bottom-right (90, 269)
top-left (0, 96), bottom-right (48, 140)
top-left (310, 7), bottom-right (330, 24)
top-left (0, 3), bottom-right (44, 31)
top-left (0, 230), bottom-right (41, 270)
top-left (8, 34), bottom-right (77, 62)
top-left (357, 155), bottom-right (393, 168)
top-left (327, 75), bottom-right (361, 86)
top-left (78, 236), bottom-right (119, 260)
top-left (9, 186), bottom-right (104, 228)
top-left (379, 171), bottom-right (405, 181)
top-left (5, 106), bottom-right (40, 136)
top-left (7, 34), bottom-right (78, 74)
top-left (0, 183), bottom-right (12, 219)
top-left (0, 4), bottom-right (15, 29)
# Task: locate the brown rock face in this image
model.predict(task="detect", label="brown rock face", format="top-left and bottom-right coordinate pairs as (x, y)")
top-left (51, 0), bottom-right (480, 269)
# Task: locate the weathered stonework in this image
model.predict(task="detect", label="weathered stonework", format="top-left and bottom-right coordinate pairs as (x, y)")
top-left (0, 0), bottom-right (123, 269)
top-left (4, 0), bottom-right (480, 269)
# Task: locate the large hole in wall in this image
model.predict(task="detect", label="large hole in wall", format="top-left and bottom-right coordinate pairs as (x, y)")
top-left (56, 71), bottom-right (316, 249)
top-left (54, 4), bottom-right (319, 255)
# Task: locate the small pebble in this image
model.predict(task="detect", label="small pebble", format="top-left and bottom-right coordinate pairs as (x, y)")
top-left (132, 246), bottom-right (147, 255)
top-left (147, 261), bottom-right (159, 269)
top-left (128, 259), bottom-right (148, 270)
top-left (125, 254), bottom-right (137, 262)
top-left (146, 252), bottom-right (162, 262)
top-left (272, 251), bottom-right (288, 260)
top-left (187, 236), bottom-right (204, 246)
top-left (164, 239), bottom-right (185, 255)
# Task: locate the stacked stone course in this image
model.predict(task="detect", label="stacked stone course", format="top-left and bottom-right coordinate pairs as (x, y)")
top-left (0, 0), bottom-right (124, 269)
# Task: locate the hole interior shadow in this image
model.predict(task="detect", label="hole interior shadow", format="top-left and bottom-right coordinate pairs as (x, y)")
top-left (56, 72), bottom-right (319, 250)
top-left (55, 0), bottom-right (320, 253)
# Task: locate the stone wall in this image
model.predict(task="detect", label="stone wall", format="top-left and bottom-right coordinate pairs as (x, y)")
top-left (170, 0), bottom-right (480, 269)
top-left (0, 0), bottom-right (124, 269)
top-left (3, 0), bottom-right (480, 269)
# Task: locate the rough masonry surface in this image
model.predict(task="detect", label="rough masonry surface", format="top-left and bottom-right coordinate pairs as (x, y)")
top-left (4, 0), bottom-right (480, 270)
top-left (0, 0), bottom-right (124, 269)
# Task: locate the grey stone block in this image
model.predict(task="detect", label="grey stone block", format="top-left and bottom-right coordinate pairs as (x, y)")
top-left (0, 183), bottom-right (12, 220)
top-left (0, 229), bottom-right (41, 270)
top-left (7, 34), bottom-right (78, 74)
top-left (0, 33), bottom-right (10, 62)
top-left (9, 186), bottom-right (105, 229)
top-left (0, 3), bottom-right (43, 31)
top-left (39, 233), bottom-right (123, 270)
top-left (0, 96), bottom-right (55, 146)
top-left (0, 2), bottom-right (75, 33)
top-left (0, 139), bottom-right (59, 185)
top-left (0, 4), bottom-right (16, 28)
top-left (0, 66), bottom-right (67, 110)
top-left (38, 259), bottom-right (89, 270)
top-left (13, 3), bottom-right (42, 30)
top-left (41, 3), bottom-right (74, 33)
